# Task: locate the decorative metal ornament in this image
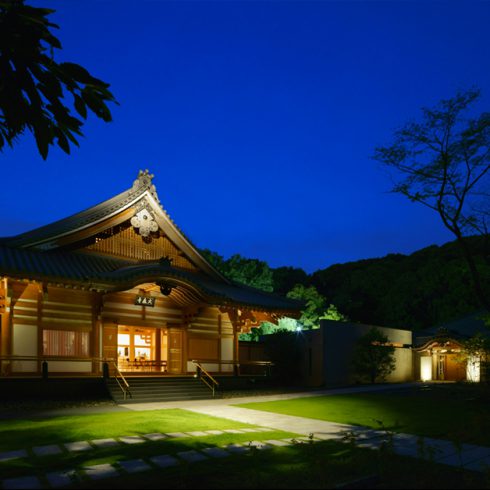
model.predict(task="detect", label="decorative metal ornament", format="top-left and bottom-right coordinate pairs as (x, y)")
top-left (131, 208), bottom-right (158, 237)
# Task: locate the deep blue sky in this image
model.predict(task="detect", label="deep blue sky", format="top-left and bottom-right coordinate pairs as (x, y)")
top-left (2, 0), bottom-right (490, 273)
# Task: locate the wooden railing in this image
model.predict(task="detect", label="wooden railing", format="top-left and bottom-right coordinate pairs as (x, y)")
top-left (117, 359), bottom-right (167, 373)
top-left (191, 360), bottom-right (219, 396)
top-left (0, 355), bottom-right (133, 400)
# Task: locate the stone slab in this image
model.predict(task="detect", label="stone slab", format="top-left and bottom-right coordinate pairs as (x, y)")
top-left (295, 436), bottom-right (318, 443)
top-left (91, 438), bottom-right (119, 448)
top-left (202, 447), bottom-right (230, 458)
top-left (434, 443), bottom-right (490, 469)
top-left (463, 455), bottom-right (490, 473)
top-left (0, 449), bottom-right (28, 462)
top-left (177, 450), bottom-right (208, 463)
top-left (150, 454), bottom-right (180, 468)
top-left (253, 427), bottom-right (274, 432)
top-left (223, 443), bottom-right (249, 454)
top-left (64, 441), bottom-right (92, 452)
top-left (185, 431), bottom-right (209, 437)
top-left (247, 441), bottom-right (272, 450)
top-left (223, 429), bottom-right (245, 434)
top-left (241, 428), bottom-right (260, 433)
top-left (165, 432), bottom-right (190, 438)
top-left (119, 436), bottom-right (146, 445)
top-left (265, 439), bottom-right (293, 447)
top-left (119, 459), bottom-right (152, 473)
top-left (46, 470), bottom-right (77, 488)
top-left (83, 463), bottom-right (119, 480)
top-left (2, 476), bottom-right (42, 489)
top-left (315, 431), bottom-right (344, 441)
top-left (205, 430), bottom-right (225, 435)
top-left (143, 433), bottom-right (167, 441)
top-left (32, 444), bottom-right (63, 457)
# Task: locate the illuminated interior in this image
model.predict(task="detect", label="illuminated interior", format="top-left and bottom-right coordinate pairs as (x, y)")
top-left (117, 326), bottom-right (168, 371)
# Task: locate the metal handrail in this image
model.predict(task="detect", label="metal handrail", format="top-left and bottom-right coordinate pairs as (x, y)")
top-left (111, 361), bottom-right (132, 400)
top-left (191, 360), bottom-right (219, 396)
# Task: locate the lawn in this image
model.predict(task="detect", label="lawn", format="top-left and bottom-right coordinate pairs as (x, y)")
top-left (0, 399), bottom-right (488, 489)
top-left (0, 408), bottom-right (299, 483)
top-left (235, 384), bottom-right (490, 446)
top-left (67, 440), bottom-right (487, 489)
top-left (0, 408), bottom-right (259, 451)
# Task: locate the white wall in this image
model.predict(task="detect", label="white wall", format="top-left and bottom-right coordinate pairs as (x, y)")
top-left (12, 323), bottom-right (37, 372)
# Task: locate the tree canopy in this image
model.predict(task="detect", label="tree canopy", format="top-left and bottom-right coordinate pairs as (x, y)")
top-left (200, 249), bottom-right (274, 292)
top-left (0, 0), bottom-right (117, 159)
top-left (373, 88), bottom-right (490, 311)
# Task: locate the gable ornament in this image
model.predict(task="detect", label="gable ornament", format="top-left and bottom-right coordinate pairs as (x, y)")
top-left (131, 208), bottom-right (158, 237)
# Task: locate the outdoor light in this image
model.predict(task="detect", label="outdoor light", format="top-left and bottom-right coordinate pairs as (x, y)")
top-left (420, 357), bottom-right (432, 382)
top-left (157, 281), bottom-right (173, 296)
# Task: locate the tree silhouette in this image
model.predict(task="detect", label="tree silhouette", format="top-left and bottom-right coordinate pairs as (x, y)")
top-left (0, 1), bottom-right (117, 159)
top-left (373, 88), bottom-right (490, 311)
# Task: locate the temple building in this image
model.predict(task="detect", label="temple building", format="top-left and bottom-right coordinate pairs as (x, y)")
top-left (0, 170), bottom-right (301, 379)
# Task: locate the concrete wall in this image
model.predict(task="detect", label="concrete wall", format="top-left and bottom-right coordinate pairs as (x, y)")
top-left (320, 320), bottom-right (413, 387)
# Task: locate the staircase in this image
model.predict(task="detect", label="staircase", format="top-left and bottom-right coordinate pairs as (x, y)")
top-left (106, 376), bottom-right (220, 404)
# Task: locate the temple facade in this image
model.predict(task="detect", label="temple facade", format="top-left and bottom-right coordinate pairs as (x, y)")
top-left (0, 170), bottom-right (301, 378)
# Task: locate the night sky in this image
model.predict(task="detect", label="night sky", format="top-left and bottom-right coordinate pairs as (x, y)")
top-left (2, 0), bottom-right (489, 273)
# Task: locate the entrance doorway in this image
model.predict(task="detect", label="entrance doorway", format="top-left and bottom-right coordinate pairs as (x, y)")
top-left (117, 326), bottom-right (168, 373)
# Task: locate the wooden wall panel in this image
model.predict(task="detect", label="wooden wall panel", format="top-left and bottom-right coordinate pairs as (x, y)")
top-left (188, 337), bottom-right (219, 360)
top-left (102, 324), bottom-right (118, 364)
top-left (85, 224), bottom-right (197, 271)
top-left (41, 287), bottom-right (93, 332)
top-left (102, 290), bottom-right (182, 327)
top-left (189, 307), bottom-right (221, 334)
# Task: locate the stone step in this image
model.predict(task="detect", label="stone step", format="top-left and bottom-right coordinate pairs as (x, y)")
top-left (106, 376), bottom-right (220, 404)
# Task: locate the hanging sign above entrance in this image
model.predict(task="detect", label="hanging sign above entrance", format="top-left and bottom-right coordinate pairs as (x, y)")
top-left (135, 295), bottom-right (156, 307)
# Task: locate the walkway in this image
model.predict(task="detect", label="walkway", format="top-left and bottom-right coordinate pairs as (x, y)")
top-left (117, 382), bottom-right (490, 474)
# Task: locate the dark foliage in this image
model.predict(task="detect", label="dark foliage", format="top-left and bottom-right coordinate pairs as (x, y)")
top-left (311, 235), bottom-right (490, 330)
top-left (0, 1), bottom-right (117, 159)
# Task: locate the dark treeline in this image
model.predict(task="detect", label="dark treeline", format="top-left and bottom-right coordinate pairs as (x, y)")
top-left (203, 235), bottom-right (490, 331)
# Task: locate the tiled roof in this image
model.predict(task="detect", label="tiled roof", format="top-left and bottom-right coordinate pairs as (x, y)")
top-left (0, 182), bottom-right (148, 249)
top-left (413, 310), bottom-right (490, 346)
top-left (0, 244), bottom-right (302, 312)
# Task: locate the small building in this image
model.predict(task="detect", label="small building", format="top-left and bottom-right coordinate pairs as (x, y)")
top-left (0, 170), bottom-right (301, 379)
top-left (413, 311), bottom-right (490, 382)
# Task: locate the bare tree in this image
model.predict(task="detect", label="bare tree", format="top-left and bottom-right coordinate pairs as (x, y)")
top-left (373, 88), bottom-right (490, 311)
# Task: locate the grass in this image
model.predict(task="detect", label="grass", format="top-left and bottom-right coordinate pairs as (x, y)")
top-left (235, 383), bottom-right (490, 445)
top-left (65, 440), bottom-right (488, 489)
top-left (0, 408), bottom-right (279, 451)
top-left (2, 384), bottom-right (490, 488)
top-left (0, 409), bottom-right (299, 483)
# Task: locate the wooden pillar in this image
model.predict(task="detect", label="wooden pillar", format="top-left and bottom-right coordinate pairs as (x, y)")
top-left (155, 327), bottom-right (161, 366)
top-left (37, 285), bottom-right (43, 375)
top-left (167, 326), bottom-right (183, 374)
top-left (218, 314), bottom-right (222, 373)
top-left (233, 325), bottom-right (239, 376)
top-left (0, 278), bottom-right (11, 375)
top-left (92, 293), bottom-right (103, 375)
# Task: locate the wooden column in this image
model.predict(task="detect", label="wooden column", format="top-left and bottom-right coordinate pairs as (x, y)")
top-left (0, 278), bottom-right (13, 376)
top-left (155, 327), bottom-right (161, 365)
top-left (92, 293), bottom-right (103, 375)
top-left (0, 278), bottom-right (11, 375)
top-left (37, 284), bottom-right (44, 375)
top-left (218, 314), bottom-right (222, 373)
